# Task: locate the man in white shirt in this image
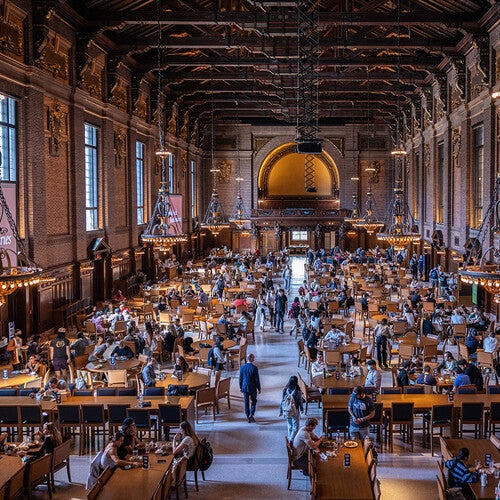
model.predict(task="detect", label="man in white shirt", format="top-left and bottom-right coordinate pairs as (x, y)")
top-left (451, 309), bottom-right (466, 325)
top-left (364, 360), bottom-right (381, 392)
top-left (323, 327), bottom-right (346, 344)
top-left (311, 352), bottom-right (328, 378)
top-left (483, 330), bottom-right (498, 353)
top-left (292, 417), bottom-right (324, 468)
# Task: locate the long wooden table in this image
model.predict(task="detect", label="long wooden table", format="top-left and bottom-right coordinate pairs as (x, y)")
top-left (86, 358), bottom-right (140, 373)
top-left (314, 440), bottom-right (374, 499)
top-left (157, 372), bottom-right (209, 391)
top-left (0, 455), bottom-right (24, 489)
top-left (0, 372), bottom-right (40, 389)
top-left (444, 439), bottom-right (500, 500)
top-left (311, 374), bottom-right (364, 390)
top-left (97, 453), bottom-right (174, 500)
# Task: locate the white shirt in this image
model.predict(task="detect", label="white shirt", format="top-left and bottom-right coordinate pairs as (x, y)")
top-left (483, 336), bottom-right (498, 353)
top-left (311, 360), bottom-right (327, 378)
top-left (324, 329), bottom-right (346, 343)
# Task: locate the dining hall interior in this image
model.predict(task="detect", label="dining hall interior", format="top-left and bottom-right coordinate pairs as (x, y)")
top-left (1, 0), bottom-right (500, 499)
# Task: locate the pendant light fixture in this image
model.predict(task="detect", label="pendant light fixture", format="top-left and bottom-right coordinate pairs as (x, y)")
top-left (141, 0), bottom-right (187, 250)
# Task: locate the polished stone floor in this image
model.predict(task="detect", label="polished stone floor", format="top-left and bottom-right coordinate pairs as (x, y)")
top-left (32, 256), bottom-right (459, 499)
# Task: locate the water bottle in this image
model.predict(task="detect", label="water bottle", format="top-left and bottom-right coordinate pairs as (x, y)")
top-left (495, 480), bottom-right (500, 499)
top-left (110, 355), bottom-right (116, 366)
top-left (2, 369), bottom-right (8, 379)
top-left (481, 473), bottom-right (487, 487)
top-left (138, 391), bottom-right (143, 408)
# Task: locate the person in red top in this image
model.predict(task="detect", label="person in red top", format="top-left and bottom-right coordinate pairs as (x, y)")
top-left (233, 293), bottom-right (248, 311)
top-left (112, 289), bottom-right (126, 302)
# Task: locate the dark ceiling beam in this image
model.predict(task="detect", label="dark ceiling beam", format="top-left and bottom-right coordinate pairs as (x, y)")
top-left (118, 35), bottom-right (459, 54)
top-left (135, 54), bottom-right (443, 70)
top-left (86, 10), bottom-right (480, 29)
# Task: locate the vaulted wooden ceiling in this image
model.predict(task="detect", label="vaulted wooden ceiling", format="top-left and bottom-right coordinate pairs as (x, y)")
top-left (63, 0), bottom-right (496, 131)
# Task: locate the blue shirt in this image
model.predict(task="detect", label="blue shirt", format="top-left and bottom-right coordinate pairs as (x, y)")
top-left (348, 393), bottom-right (374, 429)
top-left (445, 458), bottom-right (478, 488)
top-left (453, 373), bottom-right (471, 388)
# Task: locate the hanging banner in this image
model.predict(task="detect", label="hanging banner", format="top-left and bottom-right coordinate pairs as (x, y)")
top-left (169, 194), bottom-right (183, 225)
top-left (0, 182), bottom-right (17, 265)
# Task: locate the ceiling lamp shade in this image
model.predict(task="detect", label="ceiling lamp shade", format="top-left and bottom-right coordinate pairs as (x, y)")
top-left (459, 174), bottom-right (500, 294)
top-left (344, 194), bottom-right (364, 225)
top-left (200, 170), bottom-right (231, 236)
top-left (377, 180), bottom-right (420, 251)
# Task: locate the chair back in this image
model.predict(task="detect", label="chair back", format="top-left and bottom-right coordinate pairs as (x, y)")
top-left (144, 387), bottom-right (165, 396)
top-left (477, 350), bottom-right (494, 368)
top-left (490, 402), bottom-right (500, 421)
top-left (19, 405), bottom-right (43, 424)
top-left (73, 389), bottom-right (93, 396)
top-left (19, 388), bottom-right (35, 396)
top-left (326, 409), bottom-right (350, 433)
top-left (456, 385), bottom-right (477, 394)
top-left (159, 404), bottom-right (182, 425)
top-left (126, 408), bottom-right (152, 428)
top-left (328, 387), bottom-right (350, 395)
top-left (8, 466), bottom-right (25, 500)
top-left (116, 387), bottom-right (136, 396)
top-left (488, 386), bottom-right (500, 394)
top-left (124, 341), bottom-right (137, 356)
top-left (461, 402), bottom-right (484, 420)
top-left (398, 344), bottom-right (414, 359)
top-left (404, 386), bottom-right (425, 394)
top-left (381, 387), bottom-right (402, 394)
top-left (217, 377), bottom-right (231, 399)
top-left (198, 347), bottom-right (211, 365)
top-left (98, 465), bottom-right (114, 485)
top-left (138, 354), bottom-right (149, 365)
top-left (432, 404), bottom-right (453, 424)
top-left (52, 439), bottom-right (71, 472)
top-left (423, 344), bottom-right (438, 361)
top-left (108, 404), bottom-right (130, 424)
top-left (97, 388), bottom-right (116, 396)
top-left (106, 369), bottom-right (128, 387)
top-left (74, 355), bottom-right (89, 370)
top-left (0, 389), bottom-right (17, 397)
top-left (24, 377), bottom-right (42, 389)
top-left (391, 402), bottom-right (414, 423)
top-left (81, 404), bottom-right (105, 424)
top-left (196, 387), bottom-right (216, 405)
top-left (58, 404), bottom-right (81, 424)
top-left (28, 452), bottom-right (52, 485)
top-left (458, 342), bottom-right (469, 361)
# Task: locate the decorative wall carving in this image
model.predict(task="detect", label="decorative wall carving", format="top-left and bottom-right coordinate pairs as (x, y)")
top-left (35, 34), bottom-right (69, 81)
top-left (181, 151), bottom-right (187, 176)
top-left (450, 56), bottom-right (465, 110)
top-left (253, 136), bottom-right (273, 153)
top-left (435, 95), bottom-right (445, 122)
top-left (180, 111), bottom-right (189, 141)
top-left (190, 118), bottom-right (199, 146)
top-left (469, 61), bottom-right (488, 101)
top-left (47, 101), bottom-right (66, 156)
top-left (327, 137), bottom-right (344, 153)
top-left (0, 2), bottom-right (24, 59)
top-left (114, 128), bottom-right (127, 168)
top-left (133, 93), bottom-right (147, 121)
top-left (168, 102), bottom-right (178, 136)
top-left (215, 159), bottom-right (232, 184)
top-left (367, 160), bottom-right (382, 184)
top-left (424, 143), bottom-right (431, 172)
top-left (452, 127), bottom-right (461, 169)
top-left (109, 78), bottom-right (128, 112)
top-left (79, 50), bottom-right (104, 100)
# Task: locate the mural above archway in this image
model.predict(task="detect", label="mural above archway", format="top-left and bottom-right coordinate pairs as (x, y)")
top-left (257, 142), bottom-right (340, 209)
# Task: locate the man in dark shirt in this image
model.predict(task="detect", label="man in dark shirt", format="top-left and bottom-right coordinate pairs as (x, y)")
top-left (70, 331), bottom-right (91, 357)
top-left (348, 386), bottom-right (375, 440)
top-left (110, 341), bottom-right (134, 359)
top-left (445, 447), bottom-right (479, 489)
top-left (275, 289), bottom-right (288, 334)
top-left (458, 359), bottom-right (483, 391)
top-left (397, 360), bottom-right (411, 387)
top-left (50, 328), bottom-right (71, 380)
top-left (117, 418), bottom-right (141, 460)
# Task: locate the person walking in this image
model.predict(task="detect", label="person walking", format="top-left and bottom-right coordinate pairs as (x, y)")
top-left (283, 265), bottom-right (292, 293)
top-left (280, 375), bottom-right (304, 441)
top-left (239, 353), bottom-right (261, 423)
top-left (374, 318), bottom-right (391, 369)
top-left (275, 288), bottom-right (288, 333)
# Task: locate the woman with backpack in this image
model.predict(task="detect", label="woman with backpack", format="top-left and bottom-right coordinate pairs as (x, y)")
top-left (279, 376), bottom-right (304, 441)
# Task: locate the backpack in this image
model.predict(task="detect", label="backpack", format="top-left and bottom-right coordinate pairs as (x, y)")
top-left (282, 391), bottom-right (296, 418)
top-left (207, 347), bottom-right (216, 367)
top-left (198, 438), bottom-right (214, 471)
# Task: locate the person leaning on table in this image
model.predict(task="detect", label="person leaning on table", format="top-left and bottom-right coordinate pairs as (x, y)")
top-left (292, 417), bottom-right (325, 471)
top-left (348, 386), bottom-right (375, 440)
top-left (445, 447), bottom-right (479, 490)
top-left (117, 417), bottom-right (143, 460)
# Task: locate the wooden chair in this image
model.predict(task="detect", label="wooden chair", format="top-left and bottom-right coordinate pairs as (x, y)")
top-left (171, 455), bottom-right (188, 500)
top-left (27, 453), bottom-right (52, 499)
top-left (423, 404), bottom-right (453, 456)
top-left (106, 369), bottom-right (128, 387)
top-left (423, 344), bottom-right (438, 362)
top-left (452, 324), bottom-right (467, 344)
top-left (285, 437), bottom-right (307, 489)
top-left (126, 408), bottom-right (157, 440)
top-left (457, 342), bottom-right (469, 362)
top-left (459, 402), bottom-right (484, 439)
top-left (389, 402), bottom-right (414, 452)
top-left (303, 345), bottom-right (316, 372)
top-left (297, 340), bottom-right (305, 367)
top-left (81, 404), bottom-right (106, 455)
top-left (324, 350), bottom-right (341, 372)
top-left (50, 439), bottom-right (72, 492)
top-left (297, 372), bottom-right (321, 413)
top-left (158, 404), bottom-right (182, 440)
top-left (195, 387), bottom-right (217, 423)
top-left (477, 350), bottom-right (495, 372)
top-left (227, 343), bottom-right (247, 370)
top-left (216, 377), bottom-right (231, 413)
top-left (113, 321), bottom-right (127, 338)
top-left (19, 405), bottom-right (44, 441)
top-left (397, 343), bottom-right (413, 365)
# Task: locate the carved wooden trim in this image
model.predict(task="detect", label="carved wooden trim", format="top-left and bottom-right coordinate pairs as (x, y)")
top-left (114, 127), bottom-right (127, 169)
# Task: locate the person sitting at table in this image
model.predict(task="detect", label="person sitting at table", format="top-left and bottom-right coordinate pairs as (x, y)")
top-left (25, 354), bottom-right (41, 375)
top-left (457, 359), bottom-right (483, 392)
top-left (141, 357), bottom-right (156, 387)
top-left (233, 293), bottom-right (248, 311)
top-left (292, 417), bottom-right (324, 469)
top-left (174, 355), bottom-right (190, 373)
top-left (365, 360), bottom-right (382, 392)
top-left (310, 351), bottom-right (328, 378)
top-left (172, 421), bottom-right (200, 468)
top-left (309, 311), bottom-right (322, 333)
top-left (450, 308), bottom-right (466, 325)
top-left (169, 317), bottom-right (185, 338)
top-left (112, 289), bottom-right (126, 302)
top-left (71, 331), bottom-right (91, 357)
top-left (466, 306), bottom-right (481, 324)
top-left (217, 311), bottom-right (231, 337)
top-left (348, 357), bottom-right (362, 377)
top-left (212, 337), bottom-right (226, 371)
top-left (403, 303), bottom-right (416, 329)
top-left (360, 293), bottom-right (369, 314)
top-left (421, 313), bottom-right (434, 336)
top-left (33, 422), bottom-right (63, 458)
top-left (410, 290), bottom-right (422, 309)
top-left (103, 431), bottom-right (140, 469)
top-left (91, 311), bottom-right (106, 334)
top-left (26, 334), bottom-right (42, 359)
top-left (445, 447), bottom-right (479, 490)
top-left (348, 386), bottom-right (375, 440)
top-left (38, 376), bottom-right (68, 397)
top-left (0, 432), bottom-right (7, 447)
top-left (437, 351), bottom-right (458, 372)
top-left (108, 308), bottom-right (124, 331)
top-left (483, 329), bottom-right (498, 353)
top-left (117, 418), bottom-right (143, 460)
top-left (397, 360), bottom-right (412, 387)
top-left (416, 365), bottom-right (437, 386)
top-left (183, 336), bottom-right (197, 355)
top-left (110, 340), bottom-right (134, 359)
top-left (183, 285), bottom-right (196, 300)
top-left (88, 337), bottom-right (113, 362)
top-left (323, 326), bottom-right (346, 344)
top-left (236, 310), bottom-right (252, 335)
top-left (451, 366), bottom-right (471, 392)
top-left (465, 329), bottom-right (481, 360)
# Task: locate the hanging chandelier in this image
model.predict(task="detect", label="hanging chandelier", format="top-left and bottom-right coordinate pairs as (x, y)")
top-left (200, 84), bottom-right (230, 236)
top-left (229, 101), bottom-right (251, 230)
top-left (141, 0), bottom-right (187, 250)
top-left (377, 180), bottom-right (420, 251)
top-left (344, 194), bottom-right (364, 224)
top-left (459, 174), bottom-right (500, 294)
top-left (0, 182), bottom-right (42, 298)
top-left (356, 187), bottom-right (385, 234)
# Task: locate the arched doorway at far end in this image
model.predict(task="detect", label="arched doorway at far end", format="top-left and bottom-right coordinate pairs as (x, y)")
top-left (257, 142), bottom-right (340, 210)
